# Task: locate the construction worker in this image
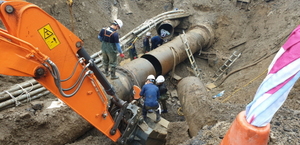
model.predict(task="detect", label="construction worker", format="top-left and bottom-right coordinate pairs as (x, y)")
top-left (156, 75), bottom-right (168, 113)
top-left (128, 42), bottom-right (138, 60)
top-left (98, 19), bottom-right (125, 79)
top-left (143, 32), bottom-right (151, 53)
top-left (140, 75), bottom-right (161, 123)
top-left (151, 35), bottom-right (164, 50)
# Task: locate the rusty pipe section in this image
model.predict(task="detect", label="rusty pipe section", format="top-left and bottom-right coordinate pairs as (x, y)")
top-left (109, 59), bottom-right (157, 101)
top-left (143, 24), bottom-right (214, 75)
top-left (177, 76), bottom-right (209, 137)
top-left (156, 19), bottom-right (180, 39)
top-left (109, 24), bottom-right (214, 101)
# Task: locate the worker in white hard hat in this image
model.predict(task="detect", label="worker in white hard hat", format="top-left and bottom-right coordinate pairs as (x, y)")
top-left (146, 74), bottom-right (155, 81)
top-left (146, 32), bottom-right (151, 37)
top-left (143, 32), bottom-right (151, 53)
top-left (114, 19), bottom-right (123, 29)
top-left (156, 75), bottom-right (169, 113)
top-left (98, 19), bottom-right (124, 80)
top-left (140, 75), bottom-right (161, 123)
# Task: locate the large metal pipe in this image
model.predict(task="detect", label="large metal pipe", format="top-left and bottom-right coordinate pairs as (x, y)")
top-left (142, 23), bottom-right (214, 75)
top-left (176, 76), bottom-right (246, 138)
top-left (109, 58), bottom-right (157, 101)
top-left (156, 19), bottom-right (180, 39)
top-left (177, 76), bottom-right (209, 137)
top-left (110, 23), bottom-right (214, 101)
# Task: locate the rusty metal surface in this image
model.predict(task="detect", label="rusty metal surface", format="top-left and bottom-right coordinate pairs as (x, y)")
top-left (109, 24), bottom-right (214, 101)
top-left (177, 76), bottom-right (209, 137)
top-left (108, 58), bottom-right (156, 101)
top-left (121, 58), bottom-right (157, 86)
top-left (156, 19), bottom-right (180, 39)
top-left (142, 24), bottom-right (214, 75)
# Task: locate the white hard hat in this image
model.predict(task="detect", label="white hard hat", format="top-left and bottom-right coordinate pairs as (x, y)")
top-left (147, 75), bottom-right (155, 80)
top-left (114, 19), bottom-right (123, 29)
top-left (146, 32), bottom-right (151, 36)
top-left (156, 75), bottom-right (165, 83)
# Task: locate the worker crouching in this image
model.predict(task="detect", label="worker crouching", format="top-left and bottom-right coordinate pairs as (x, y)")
top-left (140, 75), bottom-right (161, 123)
top-left (156, 75), bottom-right (168, 113)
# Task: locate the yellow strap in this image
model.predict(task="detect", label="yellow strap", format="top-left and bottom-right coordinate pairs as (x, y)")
top-left (221, 69), bottom-right (268, 103)
top-left (127, 37), bottom-right (139, 50)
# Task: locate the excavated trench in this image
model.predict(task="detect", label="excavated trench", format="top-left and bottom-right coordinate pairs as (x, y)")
top-left (0, 12), bottom-right (215, 144)
top-left (0, 2), bottom-right (213, 143)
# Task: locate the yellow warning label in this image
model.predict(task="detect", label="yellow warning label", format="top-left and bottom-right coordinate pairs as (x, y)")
top-left (38, 24), bottom-right (60, 49)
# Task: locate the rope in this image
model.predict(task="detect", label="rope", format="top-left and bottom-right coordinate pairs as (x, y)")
top-left (145, 18), bottom-right (155, 31)
top-left (67, 0), bottom-right (75, 32)
top-left (17, 82), bottom-right (33, 102)
top-left (17, 84), bottom-right (32, 102)
top-left (170, 47), bottom-right (180, 78)
top-left (5, 91), bottom-right (21, 106)
top-left (221, 69), bottom-right (268, 103)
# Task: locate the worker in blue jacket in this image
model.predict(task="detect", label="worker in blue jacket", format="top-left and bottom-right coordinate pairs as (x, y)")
top-left (151, 35), bottom-right (164, 50)
top-left (140, 75), bottom-right (161, 123)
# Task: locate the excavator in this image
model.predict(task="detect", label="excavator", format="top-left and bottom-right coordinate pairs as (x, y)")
top-left (0, 0), bottom-right (154, 144)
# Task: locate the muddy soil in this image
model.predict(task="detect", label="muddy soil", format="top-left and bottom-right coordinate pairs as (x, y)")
top-left (1, 0), bottom-right (300, 144)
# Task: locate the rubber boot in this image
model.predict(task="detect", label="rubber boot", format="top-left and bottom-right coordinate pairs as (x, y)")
top-left (110, 67), bottom-right (119, 80)
top-left (143, 115), bottom-right (147, 122)
top-left (103, 68), bottom-right (110, 77)
top-left (154, 110), bottom-right (161, 123)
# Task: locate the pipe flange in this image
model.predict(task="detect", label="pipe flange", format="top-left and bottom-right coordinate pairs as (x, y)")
top-left (190, 23), bottom-right (214, 50)
top-left (116, 66), bottom-right (140, 87)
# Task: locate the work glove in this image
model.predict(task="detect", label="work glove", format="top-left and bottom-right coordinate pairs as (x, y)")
top-left (120, 53), bottom-right (125, 58)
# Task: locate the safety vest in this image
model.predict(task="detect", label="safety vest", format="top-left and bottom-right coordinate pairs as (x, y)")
top-left (102, 27), bottom-right (116, 43)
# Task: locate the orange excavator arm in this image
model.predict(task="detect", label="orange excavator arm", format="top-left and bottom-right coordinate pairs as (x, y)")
top-left (0, 0), bottom-right (124, 142)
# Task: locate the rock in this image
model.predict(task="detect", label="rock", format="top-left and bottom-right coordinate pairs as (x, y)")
top-left (19, 112), bottom-right (31, 120)
top-left (32, 104), bottom-right (44, 111)
top-left (274, 121), bottom-right (281, 126)
top-left (269, 132), bottom-right (278, 143)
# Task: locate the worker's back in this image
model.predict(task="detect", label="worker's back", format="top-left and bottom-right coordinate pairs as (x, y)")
top-left (151, 36), bottom-right (164, 50)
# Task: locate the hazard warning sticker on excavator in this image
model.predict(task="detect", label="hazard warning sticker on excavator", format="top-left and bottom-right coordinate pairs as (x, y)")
top-left (38, 24), bottom-right (60, 49)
